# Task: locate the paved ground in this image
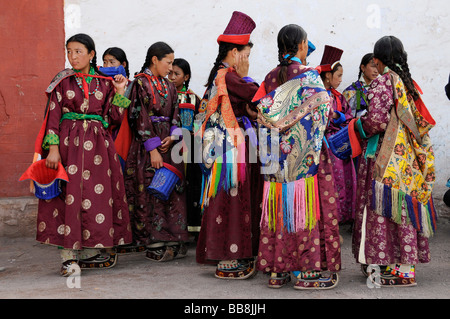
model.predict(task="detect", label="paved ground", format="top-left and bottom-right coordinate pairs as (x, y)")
top-left (0, 221), bottom-right (449, 303)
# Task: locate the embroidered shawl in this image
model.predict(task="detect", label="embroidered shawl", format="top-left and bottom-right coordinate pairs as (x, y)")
top-left (195, 67), bottom-right (247, 210)
top-left (370, 71), bottom-right (437, 237)
top-left (254, 67), bottom-right (331, 232)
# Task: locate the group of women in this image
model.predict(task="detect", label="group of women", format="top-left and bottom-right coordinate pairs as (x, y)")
top-left (31, 11), bottom-right (437, 289)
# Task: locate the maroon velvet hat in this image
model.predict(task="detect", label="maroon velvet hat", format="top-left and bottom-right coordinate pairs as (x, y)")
top-left (317, 45), bottom-right (344, 73)
top-left (217, 11), bottom-right (256, 45)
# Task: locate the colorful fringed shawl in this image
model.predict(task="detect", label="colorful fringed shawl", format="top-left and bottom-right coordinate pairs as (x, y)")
top-left (254, 67), bottom-right (331, 233)
top-left (195, 67), bottom-right (247, 210)
top-left (370, 71), bottom-right (437, 237)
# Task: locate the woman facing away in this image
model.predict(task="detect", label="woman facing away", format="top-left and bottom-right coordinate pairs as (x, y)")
top-left (254, 24), bottom-right (341, 289)
top-left (169, 58), bottom-right (203, 238)
top-left (32, 33), bottom-right (132, 276)
top-left (342, 53), bottom-right (379, 118)
top-left (317, 46), bottom-right (357, 225)
top-left (351, 35), bottom-right (437, 287)
top-left (119, 42), bottom-right (189, 262)
top-left (195, 11), bottom-right (263, 280)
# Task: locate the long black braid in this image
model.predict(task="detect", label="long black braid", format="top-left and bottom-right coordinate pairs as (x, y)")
top-left (276, 24), bottom-right (307, 86)
top-left (205, 41), bottom-right (252, 88)
top-left (103, 47), bottom-right (130, 78)
top-left (137, 42), bottom-right (174, 75)
top-left (374, 36), bottom-right (419, 101)
top-left (66, 33), bottom-right (108, 77)
top-left (358, 53), bottom-right (374, 80)
top-left (173, 58), bottom-right (192, 89)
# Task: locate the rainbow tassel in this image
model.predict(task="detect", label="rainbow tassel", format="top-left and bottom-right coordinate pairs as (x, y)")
top-left (371, 180), bottom-right (436, 237)
top-left (199, 143), bottom-right (247, 211)
top-left (261, 176), bottom-right (320, 234)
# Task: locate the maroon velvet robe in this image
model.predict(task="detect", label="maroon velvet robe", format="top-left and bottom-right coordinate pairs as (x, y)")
top-left (124, 69), bottom-right (188, 245)
top-left (256, 62), bottom-right (341, 274)
top-left (36, 70), bottom-right (132, 249)
top-left (196, 67), bottom-right (262, 263)
top-left (325, 91), bottom-right (357, 223)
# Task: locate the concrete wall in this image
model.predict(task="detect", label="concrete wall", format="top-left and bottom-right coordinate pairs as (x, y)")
top-left (0, 0), bottom-right (65, 197)
top-left (64, 0), bottom-right (449, 195)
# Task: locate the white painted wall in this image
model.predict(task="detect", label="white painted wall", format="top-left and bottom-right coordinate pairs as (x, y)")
top-left (64, 0), bottom-right (450, 197)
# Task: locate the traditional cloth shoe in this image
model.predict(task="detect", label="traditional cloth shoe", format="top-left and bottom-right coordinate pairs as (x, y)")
top-left (60, 260), bottom-right (78, 277)
top-left (78, 253), bottom-right (117, 270)
top-left (215, 259), bottom-right (256, 280)
top-left (170, 243), bottom-right (187, 259)
top-left (369, 273), bottom-right (417, 287)
top-left (115, 243), bottom-right (147, 254)
top-left (294, 272), bottom-right (339, 290)
top-left (368, 265), bottom-right (417, 288)
top-left (145, 246), bottom-right (175, 262)
top-left (386, 264), bottom-right (416, 279)
top-left (268, 272), bottom-right (291, 288)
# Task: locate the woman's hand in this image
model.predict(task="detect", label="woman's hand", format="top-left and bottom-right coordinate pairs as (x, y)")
top-left (112, 74), bottom-right (127, 96)
top-left (235, 53), bottom-right (249, 78)
top-left (256, 112), bottom-right (278, 131)
top-left (150, 148), bottom-right (164, 169)
top-left (332, 111), bottom-right (340, 119)
top-left (158, 136), bottom-right (174, 154)
top-left (245, 104), bottom-right (258, 121)
top-left (45, 145), bottom-right (61, 170)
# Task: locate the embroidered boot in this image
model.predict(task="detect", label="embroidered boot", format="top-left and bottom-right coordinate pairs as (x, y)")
top-left (293, 270), bottom-right (339, 290)
top-left (268, 272), bottom-right (291, 288)
top-left (215, 259), bottom-right (256, 280)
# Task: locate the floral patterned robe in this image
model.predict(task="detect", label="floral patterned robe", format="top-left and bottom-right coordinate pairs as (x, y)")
top-left (123, 69), bottom-right (188, 245)
top-left (36, 69), bottom-right (132, 249)
top-left (352, 72), bottom-right (431, 265)
top-left (195, 66), bottom-right (262, 263)
top-left (325, 91), bottom-right (357, 223)
top-left (256, 62), bottom-right (341, 274)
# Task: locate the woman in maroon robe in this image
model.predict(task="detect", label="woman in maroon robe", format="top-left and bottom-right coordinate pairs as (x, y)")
top-left (35, 34), bottom-right (132, 276)
top-left (318, 46), bottom-right (357, 224)
top-left (122, 42), bottom-right (189, 262)
top-left (195, 11), bottom-right (262, 280)
top-left (352, 36), bottom-right (436, 287)
top-left (255, 25), bottom-right (341, 289)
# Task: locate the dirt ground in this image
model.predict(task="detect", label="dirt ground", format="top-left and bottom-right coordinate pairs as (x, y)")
top-left (1, 222), bottom-right (449, 304)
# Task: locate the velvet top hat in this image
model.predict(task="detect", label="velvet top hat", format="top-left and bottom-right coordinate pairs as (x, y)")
top-left (317, 45), bottom-right (344, 73)
top-left (217, 11), bottom-right (256, 45)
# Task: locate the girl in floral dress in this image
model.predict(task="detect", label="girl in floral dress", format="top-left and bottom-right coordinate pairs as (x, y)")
top-left (195, 11), bottom-right (262, 280)
top-left (121, 42), bottom-right (189, 261)
top-left (352, 36), bottom-right (437, 287)
top-left (255, 25), bottom-right (341, 289)
top-left (317, 46), bottom-right (357, 224)
top-left (34, 33), bottom-right (132, 276)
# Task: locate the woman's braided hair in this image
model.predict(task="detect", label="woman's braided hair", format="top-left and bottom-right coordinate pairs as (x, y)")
top-left (358, 53), bottom-right (374, 80)
top-left (276, 24), bottom-right (307, 86)
top-left (66, 33), bottom-right (106, 76)
top-left (173, 58), bottom-right (192, 89)
top-left (103, 47), bottom-right (130, 78)
top-left (374, 36), bottom-right (419, 101)
top-left (138, 42), bottom-right (174, 75)
top-left (205, 41), bottom-right (253, 88)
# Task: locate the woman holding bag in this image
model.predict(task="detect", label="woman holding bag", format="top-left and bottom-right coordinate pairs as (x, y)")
top-left (120, 42), bottom-right (189, 262)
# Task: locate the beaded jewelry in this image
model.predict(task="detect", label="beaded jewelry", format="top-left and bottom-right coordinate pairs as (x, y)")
top-left (150, 76), bottom-right (168, 99)
top-left (75, 76), bottom-right (100, 96)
